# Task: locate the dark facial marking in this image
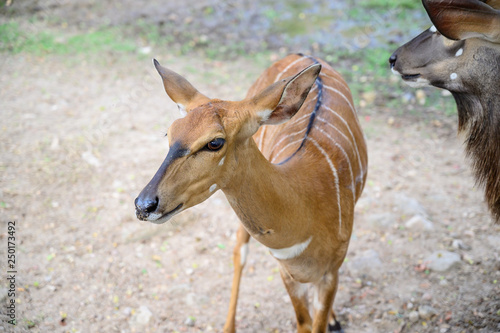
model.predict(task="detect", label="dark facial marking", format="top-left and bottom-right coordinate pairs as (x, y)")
top-left (138, 141), bottom-right (189, 198)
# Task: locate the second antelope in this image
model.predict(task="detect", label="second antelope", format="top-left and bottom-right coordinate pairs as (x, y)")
top-left (390, 0), bottom-right (500, 222)
top-left (135, 54), bottom-right (368, 332)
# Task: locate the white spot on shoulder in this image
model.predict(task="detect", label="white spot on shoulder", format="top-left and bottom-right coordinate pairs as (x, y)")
top-left (177, 104), bottom-right (187, 117)
top-left (240, 243), bottom-right (249, 266)
top-left (209, 184), bottom-right (217, 193)
top-left (268, 236), bottom-right (313, 260)
top-left (455, 48), bottom-right (463, 57)
top-left (450, 73), bottom-right (458, 80)
top-left (430, 25), bottom-right (437, 33)
top-left (218, 156), bottom-right (225, 166)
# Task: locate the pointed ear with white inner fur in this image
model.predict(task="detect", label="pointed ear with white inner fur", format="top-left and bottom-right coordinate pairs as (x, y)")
top-left (153, 59), bottom-right (210, 115)
top-left (251, 63), bottom-right (321, 125)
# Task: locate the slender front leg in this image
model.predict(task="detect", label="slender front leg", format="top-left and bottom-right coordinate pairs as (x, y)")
top-left (223, 224), bottom-right (251, 333)
top-left (280, 268), bottom-right (313, 333)
top-left (312, 270), bottom-right (339, 333)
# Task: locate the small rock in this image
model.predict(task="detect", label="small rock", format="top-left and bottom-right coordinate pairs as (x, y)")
top-left (122, 307), bottom-right (132, 316)
top-left (366, 213), bottom-right (396, 229)
top-left (393, 193), bottom-right (428, 217)
top-left (451, 239), bottom-right (470, 250)
top-left (421, 292), bottom-right (433, 301)
top-left (184, 316), bottom-right (196, 327)
top-left (409, 310), bottom-right (419, 323)
top-left (487, 235), bottom-right (500, 248)
top-left (463, 253), bottom-right (475, 265)
top-left (82, 150), bottom-right (100, 167)
top-left (463, 229), bottom-right (475, 238)
top-left (425, 251), bottom-right (461, 272)
top-left (418, 305), bottom-right (438, 320)
top-left (346, 249), bottom-right (382, 277)
top-left (405, 215), bottom-right (434, 231)
top-left (439, 279), bottom-right (448, 286)
top-left (129, 305), bottom-right (152, 327)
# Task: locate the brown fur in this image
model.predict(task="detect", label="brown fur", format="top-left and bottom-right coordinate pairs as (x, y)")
top-left (135, 54), bottom-right (367, 332)
top-left (390, 0), bottom-right (500, 223)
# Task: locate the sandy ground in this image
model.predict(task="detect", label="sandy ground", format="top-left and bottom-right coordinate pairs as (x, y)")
top-left (0, 48), bottom-right (499, 333)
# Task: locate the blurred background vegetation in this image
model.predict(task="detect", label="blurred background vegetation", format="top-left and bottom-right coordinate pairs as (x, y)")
top-left (0, 0), bottom-right (456, 119)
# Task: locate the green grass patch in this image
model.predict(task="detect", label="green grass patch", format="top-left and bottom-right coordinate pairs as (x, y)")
top-left (0, 22), bottom-right (136, 55)
top-left (358, 0), bottom-right (421, 10)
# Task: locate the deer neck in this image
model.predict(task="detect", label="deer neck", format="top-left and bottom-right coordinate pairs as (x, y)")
top-left (221, 138), bottom-right (309, 249)
top-left (453, 89), bottom-right (500, 222)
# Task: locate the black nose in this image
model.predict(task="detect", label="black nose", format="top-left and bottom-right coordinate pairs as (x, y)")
top-left (135, 195), bottom-right (159, 214)
top-left (389, 53), bottom-right (397, 67)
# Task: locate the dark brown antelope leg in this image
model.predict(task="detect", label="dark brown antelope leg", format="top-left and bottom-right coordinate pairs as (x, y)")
top-left (223, 224), bottom-right (251, 333)
top-left (311, 270), bottom-right (339, 333)
top-left (280, 268), bottom-right (313, 333)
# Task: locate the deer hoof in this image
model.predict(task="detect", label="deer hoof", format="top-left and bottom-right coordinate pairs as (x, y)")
top-left (328, 320), bottom-right (344, 333)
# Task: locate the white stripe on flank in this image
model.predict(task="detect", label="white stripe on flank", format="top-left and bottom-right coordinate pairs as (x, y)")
top-left (322, 106), bottom-right (365, 186)
top-left (319, 73), bottom-right (349, 92)
top-left (316, 127), bottom-right (356, 203)
top-left (268, 116), bottom-right (310, 156)
top-left (268, 236), bottom-right (313, 260)
top-left (309, 137), bottom-right (342, 233)
top-left (317, 116), bottom-right (363, 193)
top-left (275, 57), bottom-right (309, 82)
top-left (322, 85), bottom-right (356, 115)
top-left (317, 116), bottom-right (351, 146)
top-left (271, 137), bottom-right (305, 164)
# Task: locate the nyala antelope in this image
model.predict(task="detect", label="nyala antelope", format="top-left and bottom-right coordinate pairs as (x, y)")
top-left (390, 0), bottom-right (500, 222)
top-left (135, 54), bottom-right (368, 332)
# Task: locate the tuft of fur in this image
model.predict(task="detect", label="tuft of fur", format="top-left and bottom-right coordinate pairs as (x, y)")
top-left (453, 91), bottom-right (500, 223)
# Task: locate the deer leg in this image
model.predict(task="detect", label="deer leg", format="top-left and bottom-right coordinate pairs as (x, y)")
top-left (223, 224), bottom-right (251, 333)
top-left (327, 309), bottom-right (343, 333)
top-left (279, 268), bottom-right (313, 333)
top-left (311, 270), bottom-right (340, 333)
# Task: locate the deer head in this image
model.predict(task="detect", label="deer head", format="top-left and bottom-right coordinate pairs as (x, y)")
top-left (390, 0), bottom-right (500, 223)
top-left (135, 60), bottom-right (320, 224)
top-left (389, 0), bottom-right (500, 92)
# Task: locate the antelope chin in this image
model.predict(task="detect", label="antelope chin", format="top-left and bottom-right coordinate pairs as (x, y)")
top-left (402, 76), bottom-right (430, 88)
top-left (142, 203), bottom-right (184, 224)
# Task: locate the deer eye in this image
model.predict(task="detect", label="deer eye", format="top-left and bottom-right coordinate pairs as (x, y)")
top-left (206, 138), bottom-right (225, 151)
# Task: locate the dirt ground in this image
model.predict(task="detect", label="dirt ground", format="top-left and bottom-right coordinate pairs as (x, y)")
top-left (1, 1), bottom-right (500, 333)
top-left (1, 49), bottom-right (499, 333)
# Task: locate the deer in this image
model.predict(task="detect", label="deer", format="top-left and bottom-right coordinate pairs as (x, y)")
top-left (389, 0), bottom-right (500, 223)
top-left (134, 53), bottom-right (368, 332)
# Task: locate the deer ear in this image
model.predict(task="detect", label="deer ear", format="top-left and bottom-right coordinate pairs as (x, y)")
top-left (423, 0), bottom-right (500, 43)
top-left (251, 63), bottom-right (321, 125)
top-left (153, 59), bottom-right (210, 115)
